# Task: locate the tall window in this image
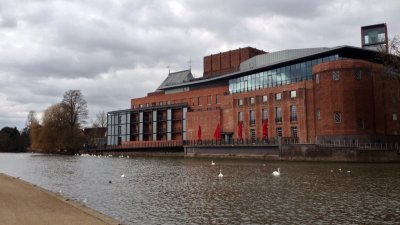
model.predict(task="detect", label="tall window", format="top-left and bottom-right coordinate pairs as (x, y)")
top-left (290, 105), bottom-right (297, 122)
top-left (276, 127), bottom-right (282, 137)
top-left (250, 110), bottom-right (255, 125)
top-left (207, 95), bottom-right (212, 105)
top-left (262, 109), bottom-right (268, 121)
top-left (238, 99), bottom-right (244, 106)
top-left (249, 97), bottom-right (255, 105)
top-left (198, 97), bottom-right (201, 106)
top-left (275, 93), bottom-right (282, 101)
top-left (216, 95), bottom-right (220, 104)
top-left (316, 73), bottom-right (320, 84)
top-left (334, 112), bottom-right (341, 123)
top-left (332, 71), bottom-right (340, 81)
top-left (275, 107), bottom-right (282, 123)
top-left (290, 90), bottom-right (297, 98)
top-left (393, 113), bottom-right (398, 121)
top-left (291, 127), bottom-right (298, 137)
top-left (355, 70), bottom-right (362, 80)
top-left (262, 95), bottom-right (268, 103)
top-left (238, 112), bottom-right (243, 122)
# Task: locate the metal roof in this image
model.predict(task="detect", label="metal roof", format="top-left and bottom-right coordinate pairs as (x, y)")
top-left (157, 45), bottom-right (378, 90)
top-left (157, 70), bottom-right (194, 90)
top-left (240, 47), bottom-right (330, 70)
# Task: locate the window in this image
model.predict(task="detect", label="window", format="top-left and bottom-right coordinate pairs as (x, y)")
top-left (290, 105), bottom-right (297, 122)
top-left (238, 99), bottom-right (243, 106)
top-left (139, 104), bottom-right (143, 108)
top-left (393, 113), bottom-right (398, 121)
top-left (167, 101), bottom-right (171, 105)
top-left (275, 107), bottom-right (282, 123)
top-left (250, 110), bottom-right (255, 125)
top-left (262, 95), bottom-right (268, 103)
top-left (118, 126), bottom-right (121, 135)
top-left (334, 112), bottom-right (341, 123)
top-left (290, 90), bottom-right (297, 98)
top-left (216, 95), bottom-right (220, 104)
top-left (132, 105), bottom-right (136, 109)
top-left (355, 70), bottom-right (362, 80)
top-left (198, 97), bottom-right (201, 106)
top-left (146, 103), bottom-right (149, 107)
top-left (159, 101), bottom-right (163, 106)
top-left (291, 127), bottom-right (298, 137)
top-left (276, 127), bottom-right (282, 137)
top-left (357, 118), bottom-right (365, 129)
top-left (316, 73), bottom-right (320, 84)
top-left (249, 97), bottom-right (255, 105)
top-left (118, 115), bottom-right (121, 123)
top-left (207, 95), bottom-right (212, 105)
top-left (262, 109), bottom-right (268, 121)
top-left (276, 93), bottom-right (282, 101)
top-left (238, 111), bottom-right (243, 122)
top-left (316, 109), bottom-right (321, 120)
top-left (332, 71), bottom-right (340, 81)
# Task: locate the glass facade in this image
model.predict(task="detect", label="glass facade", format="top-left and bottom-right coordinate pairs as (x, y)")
top-left (229, 54), bottom-right (339, 94)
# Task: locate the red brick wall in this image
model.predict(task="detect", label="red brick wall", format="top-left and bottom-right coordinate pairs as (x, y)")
top-left (231, 81), bottom-right (313, 141)
top-left (313, 59), bottom-right (399, 137)
top-left (186, 110), bottom-right (221, 140)
top-left (203, 47), bottom-right (265, 78)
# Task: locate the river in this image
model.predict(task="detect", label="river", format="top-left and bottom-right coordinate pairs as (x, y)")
top-left (0, 153), bottom-right (399, 224)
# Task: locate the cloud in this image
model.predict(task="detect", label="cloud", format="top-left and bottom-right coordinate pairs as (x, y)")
top-left (0, 0), bottom-right (399, 130)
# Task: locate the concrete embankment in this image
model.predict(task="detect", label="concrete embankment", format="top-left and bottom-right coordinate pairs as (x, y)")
top-left (184, 144), bottom-right (400, 162)
top-left (281, 144), bottom-right (400, 162)
top-left (0, 173), bottom-right (122, 225)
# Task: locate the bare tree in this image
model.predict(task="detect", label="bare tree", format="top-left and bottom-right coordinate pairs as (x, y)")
top-left (378, 35), bottom-right (400, 71)
top-left (93, 110), bottom-right (107, 128)
top-left (61, 90), bottom-right (88, 128)
top-left (25, 110), bottom-right (39, 129)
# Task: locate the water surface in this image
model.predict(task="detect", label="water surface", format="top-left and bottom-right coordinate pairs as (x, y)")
top-left (0, 153), bottom-right (399, 224)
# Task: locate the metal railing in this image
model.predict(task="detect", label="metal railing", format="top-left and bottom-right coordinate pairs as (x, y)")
top-left (282, 137), bottom-right (400, 151)
top-left (184, 138), bottom-right (279, 146)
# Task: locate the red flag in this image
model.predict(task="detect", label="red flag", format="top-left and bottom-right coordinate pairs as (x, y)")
top-left (197, 125), bottom-right (202, 141)
top-left (214, 123), bottom-right (220, 141)
top-left (263, 120), bottom-right (268, 139)
top-left (238, 121), bottom-right (243, 140)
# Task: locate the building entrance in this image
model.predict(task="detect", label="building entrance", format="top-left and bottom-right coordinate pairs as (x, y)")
top-left (250, 129), bottom-right (256, 143)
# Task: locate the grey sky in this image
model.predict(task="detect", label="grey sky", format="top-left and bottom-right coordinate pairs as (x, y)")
top-left (1, 0), bottom-right (399, 129)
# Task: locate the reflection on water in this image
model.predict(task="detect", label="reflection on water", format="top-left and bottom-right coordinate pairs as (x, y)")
top-left (0, 153), bottom-right (399, 224)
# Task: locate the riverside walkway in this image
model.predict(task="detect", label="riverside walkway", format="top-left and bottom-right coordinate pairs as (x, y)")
top-left (0, 173), bottom-right (122, 225)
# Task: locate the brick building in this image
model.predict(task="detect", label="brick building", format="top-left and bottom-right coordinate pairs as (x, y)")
top-left (107, 45), bottom-right (400, 146)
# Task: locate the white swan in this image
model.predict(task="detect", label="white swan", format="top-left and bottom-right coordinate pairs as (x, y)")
top-left (218, 170), bottom-right (223, 178)
top-left (211, 160), bottom-right (215, 166)
top-left (121, 174), bottom-right (125, 178)
top-left (272, 168), bottom-right (280, 177)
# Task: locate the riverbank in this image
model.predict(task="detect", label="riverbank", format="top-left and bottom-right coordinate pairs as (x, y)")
top-left (0, 173), bottom-right (122, 225)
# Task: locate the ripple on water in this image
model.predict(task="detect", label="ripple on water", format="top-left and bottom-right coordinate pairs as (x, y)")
top-left (0, 154), bottom-right (399, 224)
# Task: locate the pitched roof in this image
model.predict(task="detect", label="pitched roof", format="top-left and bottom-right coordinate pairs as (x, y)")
top-left (157, 70), bottom-right (194, 90)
